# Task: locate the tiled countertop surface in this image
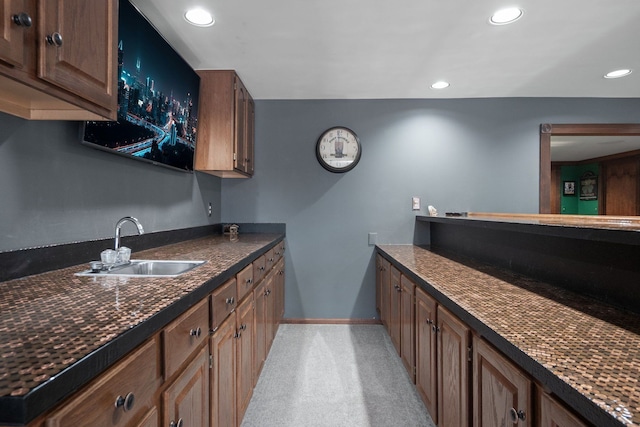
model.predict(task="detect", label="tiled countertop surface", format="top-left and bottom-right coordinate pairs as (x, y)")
top-left (0, 233), bottom-right (282, 423)
top-left (378, 244), bottom-right (640, 426)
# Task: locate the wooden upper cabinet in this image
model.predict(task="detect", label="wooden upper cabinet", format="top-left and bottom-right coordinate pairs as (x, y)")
top-left (0, 0), bottom-right (117, 120)
top-left (195, 70), bottom-right (255, 178)
top-left (473, 336), bottom-right (531, 427)
top-left (0, 0), bottom-right (29, 68)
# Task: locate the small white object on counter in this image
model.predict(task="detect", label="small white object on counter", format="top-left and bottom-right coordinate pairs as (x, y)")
top-left (428, 205), bottom-right (438, 216)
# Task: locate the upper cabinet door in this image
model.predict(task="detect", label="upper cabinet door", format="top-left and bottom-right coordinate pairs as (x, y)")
top-left (38, 0), bottom-right (117, 110)
top-left (0, 0), bottom-right (30, 68)
top-left (234, 75), bottom-right (247, 172)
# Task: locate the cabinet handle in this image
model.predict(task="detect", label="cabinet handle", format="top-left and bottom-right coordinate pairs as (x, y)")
top-left (114, 392), bottom-right (135, 411)
top-left (12, 12), bottom-right (32, 27)
top-left (509, 408), bottom-right (526, 423)
top-left (189, 327), bottom-right (202, 338)
top-left (259, 266), bottom-right (265, 271)
top-left (264, 289), bottom-right (271, 296)
top-left (170, 418), bottom-right (184, 427)
top-left (246, 278), bottom-right (253, 285)
top-left (269, 258), bottom-right (274, 262)
top-left (279, 270), bottom-right (284, 275)
top-left (240, 323), bottom-right (247, 331)
top-left (234, 331), bottom-right (241, 338)
top-left (226, 297), bottom-right (235, 305)
top-left (432, 325), bottom-right (440, 333)
top-left (46, 32), bottom-right (63, 47)
top-left (426, 319), bottom-right (433, 325)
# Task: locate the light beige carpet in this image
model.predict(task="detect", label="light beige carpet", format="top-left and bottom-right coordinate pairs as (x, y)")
top-left (241, 324), bottom-right (436, 427)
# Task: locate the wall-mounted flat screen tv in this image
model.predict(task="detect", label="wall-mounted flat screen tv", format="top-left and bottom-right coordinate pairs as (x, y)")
top-left (82, 0), bottom-right (199, 172)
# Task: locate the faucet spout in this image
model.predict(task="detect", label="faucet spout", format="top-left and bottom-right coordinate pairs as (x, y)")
top-left (114, 216), bottom-right (144, 250)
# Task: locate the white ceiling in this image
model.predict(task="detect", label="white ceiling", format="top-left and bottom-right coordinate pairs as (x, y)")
top-left (129, 0), bottom-right (640, 100)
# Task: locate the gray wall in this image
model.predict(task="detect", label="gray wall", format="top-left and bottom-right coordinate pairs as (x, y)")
top-left (221, 98), bottom-right (640, 320)
top-left (0, 112), bottom-right (222, 252)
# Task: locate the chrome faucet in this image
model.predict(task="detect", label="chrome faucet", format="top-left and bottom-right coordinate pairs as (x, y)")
top-left (114, 216), bottom-right (144, 250)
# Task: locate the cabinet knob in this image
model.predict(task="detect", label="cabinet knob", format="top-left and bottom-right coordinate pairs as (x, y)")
top-left (46, 32), bottom-right (63, 47)
top-left (12, 12), bottom-right (32, 27)
top-left (432, 325), bottom-right (440, 333)
top-left (426, 319), bottom-right (433, 325)
top-left (114, 392), bottom-right (135, 411)
top-left (246, 278), bottom-right (253, 285)
top-left (226, 297), bottom-right (235, 305)
top-left (240, 323), bottom-right (247, 331)
top-left (259, 266), bottom-right (265, 271)
top-left (170, 418), bottom-right (184, 427)
top-left (509, 408), bottom-right (526, 423)
top-left (234, 331), bottom-right (241, 339)
top-left (189, 327), bottom-right (202, 338)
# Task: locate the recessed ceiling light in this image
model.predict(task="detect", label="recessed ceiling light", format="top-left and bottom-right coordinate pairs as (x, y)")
top-left (604, 69), bottom-right (632, 79)
top-left (184, 8), bottom-right (214, 27)
top-left (431, 81), bottom-right (450, 90)
top-left (490, 7), bottom-right (523, 25)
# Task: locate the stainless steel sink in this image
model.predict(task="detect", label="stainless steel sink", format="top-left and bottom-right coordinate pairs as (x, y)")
top-left (76, 260), bottom-right (206, 277)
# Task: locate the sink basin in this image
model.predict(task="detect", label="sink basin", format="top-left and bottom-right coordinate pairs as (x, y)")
top-left (76, 260), bottom-right (206, 277)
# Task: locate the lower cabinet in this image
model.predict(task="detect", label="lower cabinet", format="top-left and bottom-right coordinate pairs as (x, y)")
top-left (236, 295), bottom-right (255, 423)
top-left (163, 345), bottom-right (210, 427)
top-left (400, 274), bottom-right (415, 381)
top-left (45, 336), bottom-right (162, 427)
top-left (416, 287), bottom-right (438, 424)
top-left (211, 313), bottom-right (238, 427)
top-left (538, 388), bottom-right (588, 427)
top-left (378, 255), bottom-right (391, 330)
top-left (473, 335), bottom-right (531, 426)
top-left (437, 305), bottom-right (471, 427)
top-left (253, 277), bottom-right (268, 382)
top-left (389, 265), bottom-right (402, 354)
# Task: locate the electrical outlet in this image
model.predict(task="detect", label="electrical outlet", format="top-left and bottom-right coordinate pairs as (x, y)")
top-left (412, 197), bottom-right (421, 210)
top-left (368, 232), bottom-right (377, 245)
top-left (208, 202), bottom-right (212, 217)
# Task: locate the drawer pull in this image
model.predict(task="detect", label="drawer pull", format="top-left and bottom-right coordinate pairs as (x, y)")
top-left (259, 266), bottom-right (265, 271)
top-left (432, 325), bottom-right (440, 333)
top-left (240, 323), bottom-right (247, 331)
top-left (190, 327), bottom-right (202, 338)
top-left (246, 278), bottom-right (253, 285)
top-left (269, 258), bottom-right (274, 262)
top-left (170, 418), bottom-right (184, 427)
top-left (46, 32), bottom-right (63, 47)
top-left (12, 12), bottom-right (32, 27)
top-left (226, 297), bottom-right (235, 305)
top-left (509, 408), bottom-right (526, 423)
top-left (234, 331), bottom-right (241, 339)
top-left (114, 392), bottom-right (135, 411)
top-left (264, 289), bottom-right (271, 296)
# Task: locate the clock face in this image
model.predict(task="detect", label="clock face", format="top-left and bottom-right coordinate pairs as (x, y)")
top-left (315, 126), bottom-right (362, 173)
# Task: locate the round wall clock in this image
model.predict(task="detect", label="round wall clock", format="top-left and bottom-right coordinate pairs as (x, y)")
top-left (315, 126), bottom-right (362, 173)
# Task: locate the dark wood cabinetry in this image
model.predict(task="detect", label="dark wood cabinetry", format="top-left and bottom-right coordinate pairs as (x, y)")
top-left (210, 313), bottom-right (237, 427)
top-left (236, 295), bottom-right (255, 423)
top-left (389, 265), bottom-right (401, 354)
top-left (400, 274), bottom-right (415, 380)
top-left (438, 305), bottom-right (471, 427)
top-left (0, 0), bottom-right (117, 120)
top-left (415, 287), bottom-right (438, 424)
top-left (163, 345), bottom-right (209, 427)
top-left (538, 389), bottom-right (588, 427)
top-left (473, 336), bottom-right (531, 426)
top-left (195, 70), bottom-right (255, 178)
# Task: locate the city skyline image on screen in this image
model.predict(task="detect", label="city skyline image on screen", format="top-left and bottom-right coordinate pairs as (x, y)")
top-left (82, 0), bottom-right (200, 172)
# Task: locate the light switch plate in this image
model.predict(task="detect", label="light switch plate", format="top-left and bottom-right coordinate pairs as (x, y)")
top-left (412, 197), bottom-right (421, 210)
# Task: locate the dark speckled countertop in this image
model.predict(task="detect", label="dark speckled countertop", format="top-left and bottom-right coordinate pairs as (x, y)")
top-left (0, 233), bottom-right (283, 425)
top-left (378, 244), bottom-right (640, 427)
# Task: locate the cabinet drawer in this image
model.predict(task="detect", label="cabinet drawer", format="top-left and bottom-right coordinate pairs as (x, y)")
top-left (265, 248), bottom-right (276, 272)
top-left (211, 278), bottom-right (238, 330)
top-left (46, 337), bottom-right (161, 427)
top-left (252, 255), bottom-right (266, 284)
top-left (273, 241), bottom-right (285, 262)
top-left (163, 298), bottom-right (209, 379)
top-left (236, 263), bottom-right (254, 302)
